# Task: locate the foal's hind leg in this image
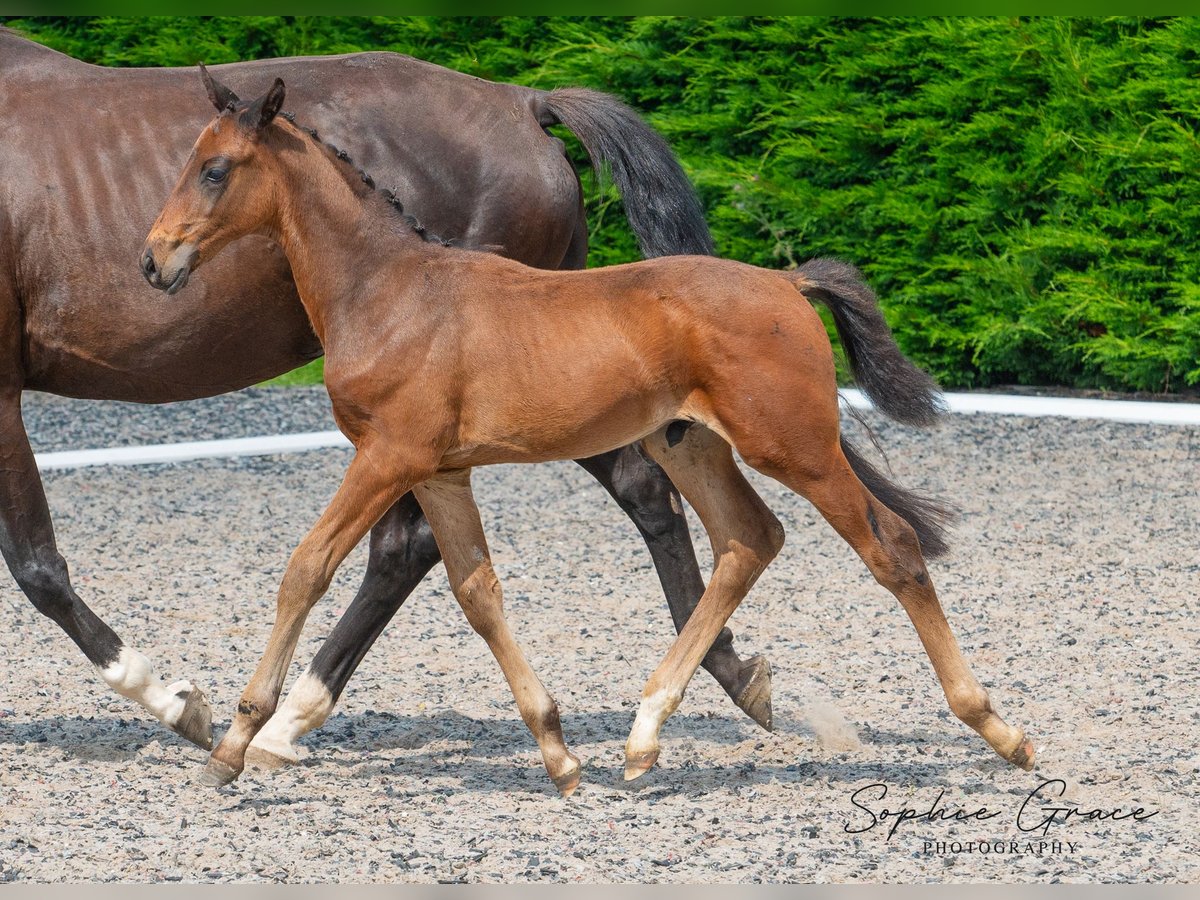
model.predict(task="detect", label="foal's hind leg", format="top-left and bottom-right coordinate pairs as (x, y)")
top-left (745, 437), bottom-right (1035, 770)
top-left (575, 444), bottom-right (773, 730)
top-left (624, 425), bottom-right (785, 780)
top-left (413, 470), bottom-right (581, 796)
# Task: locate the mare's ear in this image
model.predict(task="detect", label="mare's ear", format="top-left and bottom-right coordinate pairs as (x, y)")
top-left (198, 63), bottom-right (239, 112)
top-left (243, 78), bottom-right (286, 131)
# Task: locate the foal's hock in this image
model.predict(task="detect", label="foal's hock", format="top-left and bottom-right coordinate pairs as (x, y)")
top-left (142, 73), bottom-right (1035, 793)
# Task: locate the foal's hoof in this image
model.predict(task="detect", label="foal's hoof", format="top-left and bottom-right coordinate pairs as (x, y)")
top-left (199, 758), bottom-right (242, 788)
top-left (168, 683), bottom-right (214, 750)
top-left (623, 748), bottom-right (659, 782)
top-left (552, 754), bottom-right (582, 798)
top-left (1006, 735), bottom-right (1036, 771)
top-left (245, 744), bottom-right (298, 771)
top-left (733, 656), bottom-right (773, 733)
top-left (246, 730), bottom-right (303, 768)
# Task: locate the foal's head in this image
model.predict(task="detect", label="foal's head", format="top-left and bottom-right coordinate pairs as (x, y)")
top-left (141, 67), bottom-right (289, 295)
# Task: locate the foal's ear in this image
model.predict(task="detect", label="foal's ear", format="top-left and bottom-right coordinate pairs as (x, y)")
top-left (198, 63), bottom-right (239, 112)
top-left (244, 78), bottom-right (286, 131)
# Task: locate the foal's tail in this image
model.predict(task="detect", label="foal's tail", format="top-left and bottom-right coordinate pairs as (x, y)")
top-left (789, 258), bottom-right (944, 428)
top-left (536, 88), bottom-right (714, 259)
top-left (789, 258), bottom-right (955, 558)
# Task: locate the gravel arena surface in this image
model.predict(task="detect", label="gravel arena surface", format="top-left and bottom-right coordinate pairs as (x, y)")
top-left (2, 387), bottom-right (1198, 883)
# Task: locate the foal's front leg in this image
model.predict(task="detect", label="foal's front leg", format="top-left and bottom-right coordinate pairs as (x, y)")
top-left (248, 492), bottom-right (440, 765)
top-left (203, 449), bottom-right (417, 786)
top-left (254, 441), bottom-right (775, 767)
top-left (413, 470), bottom-right (582, 797)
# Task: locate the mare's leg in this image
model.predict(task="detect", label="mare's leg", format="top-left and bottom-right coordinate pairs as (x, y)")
top-left (575, 444), bottom-right (773, 731)
top-left (623, 425), bottom-right (785, 780)
top-left (734, 424), bottom-right (1035, 770)
top-left (248, 492), bottom-right (440, 764)
top-left (0, 389), bottom-right (212, 747)
top-left (204, 448), bottom-right (418, 786)
top-left (413, 470), bottom-right (581, 796)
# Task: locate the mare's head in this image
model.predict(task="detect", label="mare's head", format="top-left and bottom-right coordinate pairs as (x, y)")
top-left (141, 66), bottom-right (288, 295)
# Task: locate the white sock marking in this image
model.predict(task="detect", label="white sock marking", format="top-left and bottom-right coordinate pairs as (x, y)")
top-left (249, 669), bottom-right (334, 761)
top-left (98, 647), bottom-right (190, 727)
top-left (628, 688), bottom-right (683, 753)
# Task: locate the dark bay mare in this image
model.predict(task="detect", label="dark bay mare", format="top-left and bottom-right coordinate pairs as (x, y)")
top-left (0, 28), bottom-right (774, 757)
top-left (144, 74), bottom-right (1035, 793)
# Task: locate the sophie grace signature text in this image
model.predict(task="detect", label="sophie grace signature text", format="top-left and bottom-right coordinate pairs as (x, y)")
top-left (844, 779), bottom-right (1158, 841)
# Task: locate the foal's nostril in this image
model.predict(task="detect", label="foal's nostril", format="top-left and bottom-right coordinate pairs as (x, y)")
top-left (141, 251), bottom-right (157, 279)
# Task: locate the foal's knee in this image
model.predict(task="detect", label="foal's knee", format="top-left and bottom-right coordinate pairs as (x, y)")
top-left (457, 566), bottom-right (504, 640)
top-left (754, 512), bottom-right (786, 564)
top-left (280, 551), bottom-right (336, 606)
top-left (15, 552), bottom-right (74, 620)
top-left (718, 511), bottom-right (784, 586)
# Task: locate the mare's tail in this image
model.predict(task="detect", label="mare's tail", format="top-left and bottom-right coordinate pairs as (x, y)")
top-left (536, 87), bottom-right (713, 259)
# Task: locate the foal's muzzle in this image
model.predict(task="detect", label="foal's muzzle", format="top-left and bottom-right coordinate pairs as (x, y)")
top-left (140, 240), bottom-right (197, 296)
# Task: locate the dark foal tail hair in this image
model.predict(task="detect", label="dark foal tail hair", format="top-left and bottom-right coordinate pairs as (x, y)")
top-left (791, 258), bottom-right (945, 427)
top-left (789, 258), bottom-right (954, 556)
top-left (537, 87), bottom-right (714, 259)
top-left (840, 438), bottom-right (955, 559)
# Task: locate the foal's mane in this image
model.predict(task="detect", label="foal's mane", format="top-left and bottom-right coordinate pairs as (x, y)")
top-left (261, 106), bottom-right (455, 248)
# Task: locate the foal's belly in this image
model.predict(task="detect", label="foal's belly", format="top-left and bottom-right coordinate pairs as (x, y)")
top-left (444, 383), bottom-right (685, 468)
top-left (438, 285), bottom-right (697, 466)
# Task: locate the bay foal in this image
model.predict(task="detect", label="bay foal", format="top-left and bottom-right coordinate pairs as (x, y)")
top-left (144, 75), bottom-right (1035, 793)
top-left (2, 29), bottom-right (770, 755)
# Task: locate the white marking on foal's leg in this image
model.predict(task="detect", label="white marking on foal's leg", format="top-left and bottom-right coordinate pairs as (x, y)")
top-left (628, 688), bottom-right (683, 751)
top-left (98, 646), bottom-right (193, 729)
top-left (248, 669), bottom-right (333, 764)
top-left (625, 687), bottom-right (683, 779)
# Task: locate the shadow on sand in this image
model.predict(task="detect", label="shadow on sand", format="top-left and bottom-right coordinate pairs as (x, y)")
top-left (0, 706), bottom-right (996, 799)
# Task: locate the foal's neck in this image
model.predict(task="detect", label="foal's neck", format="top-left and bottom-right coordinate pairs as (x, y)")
top-left (267, 124), bottom-right (428, 343)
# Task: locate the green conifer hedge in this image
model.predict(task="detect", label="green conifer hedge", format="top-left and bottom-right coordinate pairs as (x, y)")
top-left (7, 16), bottom-right (1198, 391)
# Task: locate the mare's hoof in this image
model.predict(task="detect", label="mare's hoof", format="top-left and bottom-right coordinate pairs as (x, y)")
top-left (733, 656), bottom-right (773, 733)
top-left (199, 758), bottom-right (242, 788)
top-left (552, 754), bottom-right (582, 798)
top-left (1007, 735), bottom-right (1036, 771)
top-left (169, 683), bottom-right (214, 750)
top-left (623, 748), bottom-right (659, 782)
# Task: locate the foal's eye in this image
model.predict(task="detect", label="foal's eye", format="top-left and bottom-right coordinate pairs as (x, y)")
top-left (204, 168), bottom-right (228, 184)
